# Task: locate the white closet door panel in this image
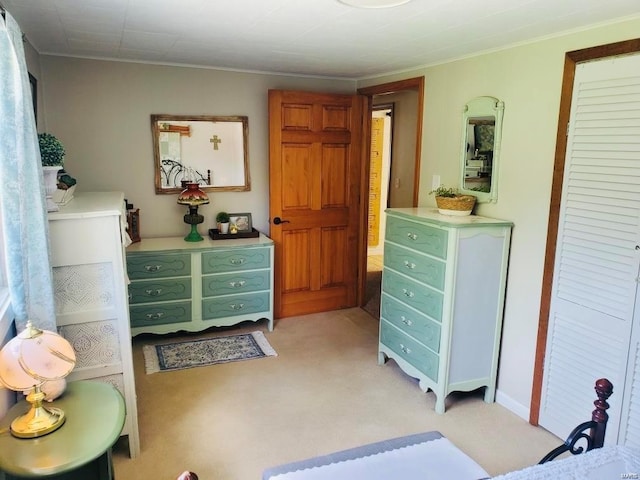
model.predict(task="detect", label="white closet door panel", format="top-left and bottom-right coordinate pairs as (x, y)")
top-left (540, 53), bottom-right (640, 443)
top-left (621, 339), bottom-right (640, 448)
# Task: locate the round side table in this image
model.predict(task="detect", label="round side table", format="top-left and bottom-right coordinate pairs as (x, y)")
top-left (0, 381), bottom-right (125, 480)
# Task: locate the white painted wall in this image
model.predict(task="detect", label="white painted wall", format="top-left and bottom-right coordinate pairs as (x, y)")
top-left (38, 57), bottom-right (355, 237)
top-left (358, 16), bottom-right (640, 418)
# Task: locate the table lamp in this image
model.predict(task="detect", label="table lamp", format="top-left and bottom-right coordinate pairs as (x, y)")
top-left (0, 321), bottom-right (76, 438)
top-left (177, 182), bottom-right (210, 242)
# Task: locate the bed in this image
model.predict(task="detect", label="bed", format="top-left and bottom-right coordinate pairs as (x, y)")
top-left (261, 378), bottom-right (639, 480)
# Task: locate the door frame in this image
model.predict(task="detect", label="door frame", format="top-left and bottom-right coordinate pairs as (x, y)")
top-left (530, 38), bottom-right (640, 425)
top-left (356, 77), bottom-right (425, 306)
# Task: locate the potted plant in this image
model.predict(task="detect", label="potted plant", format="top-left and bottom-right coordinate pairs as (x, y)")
top-left (38, 133), bottom-right (66, 212)
top-left (429, 185), bottom-right (476, 216)
top-left (216, 211), bottom-right (230, 234)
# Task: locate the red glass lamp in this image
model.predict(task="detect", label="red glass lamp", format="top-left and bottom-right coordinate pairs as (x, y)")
top-left (177, 182), bottom-right (210, 242)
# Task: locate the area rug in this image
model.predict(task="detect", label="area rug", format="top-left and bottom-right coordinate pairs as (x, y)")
top-left (143, 331), bottom-right (277, 374)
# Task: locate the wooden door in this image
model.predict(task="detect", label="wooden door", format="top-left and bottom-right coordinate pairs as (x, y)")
top-left (269, 90), bottom-right (367, 318)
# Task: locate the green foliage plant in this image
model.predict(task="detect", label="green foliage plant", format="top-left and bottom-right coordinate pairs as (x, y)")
top-left (429, 185), bottom-right (458, 197)
top-left (38, 133), bottom-right (65, 166)
top-left (216, 211), bottom-right (230, 223)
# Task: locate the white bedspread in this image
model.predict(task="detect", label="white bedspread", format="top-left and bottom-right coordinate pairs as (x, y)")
top-left (264, 434), bottom-right (489, 480)
top-left (491, 445), bottom-right (640, 480)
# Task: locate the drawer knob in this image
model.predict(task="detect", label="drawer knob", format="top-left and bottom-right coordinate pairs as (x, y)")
top-left (230, 258), bottom-right (246, 265)
top-left (145, 288), bottom-right (163, 296)
top-left (144, 265), bottom-right (162, 272)
top-left (230, 303), bottom-right (245, 310)
top-left (402, 288), bottom-right (414, 298)
top-left (400, 343), bottom-right (412, 354)
top-left (401, 316), bottom-right (413, 326)
top-left (403, 260), bottom-right (416, 269)
top-left (229, 280), bottom-right (246, 288)
top-left (145, 312), bottom-right (164, 320)
top-left (406, 233), bottom-right (418, 241)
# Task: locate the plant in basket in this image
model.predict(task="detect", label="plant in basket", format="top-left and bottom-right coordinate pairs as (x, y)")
top-left (429, 185), bottom-right (476, 216)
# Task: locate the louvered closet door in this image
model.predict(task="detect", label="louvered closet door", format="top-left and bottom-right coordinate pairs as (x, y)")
top-left (540, 53), bottom-right (640, 446)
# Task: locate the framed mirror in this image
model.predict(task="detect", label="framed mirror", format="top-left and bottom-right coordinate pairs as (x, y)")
top-left (459, 96), bottom-right (504, 203)
top-left (151, 114), bottom-right (250, 194)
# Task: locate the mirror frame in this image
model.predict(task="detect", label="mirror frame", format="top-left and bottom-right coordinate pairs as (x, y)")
top-left (152, 114), bottom-right (250, 194)
top-left (459, 96), bottom-right (504, 203)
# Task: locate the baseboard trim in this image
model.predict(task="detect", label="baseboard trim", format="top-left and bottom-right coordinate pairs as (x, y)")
top-left (496, 389), bottom-right (530, 422)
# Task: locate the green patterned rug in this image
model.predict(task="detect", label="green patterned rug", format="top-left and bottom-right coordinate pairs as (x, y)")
top-left (143, 331), bottom-right (277, 374)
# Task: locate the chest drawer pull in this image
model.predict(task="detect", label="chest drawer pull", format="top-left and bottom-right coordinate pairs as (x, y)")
top-left (403, 260), bottom-right (416, 269)
top-left (230, 258), bottom-right (246, 265)
top-left (230, 303), bottom-right (245, 310)
top-left (401, 316), bottom-right (413, 326)
top-left (406, 232), bottom-right (418, 241)
top-left (145, 312), bottom-right (164, 320)
top-left (402, 288), bottom-right (415, 298)
top-left (229, 280), bottom-right (246, 288)
top-left (400, 344), bottom-right (412, 355)
top-left (144, 265), bottom-right (162, 272)
top-left (145, 288), bottom-right (163, 296)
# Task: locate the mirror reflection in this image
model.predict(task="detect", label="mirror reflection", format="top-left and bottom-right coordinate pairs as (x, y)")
top-left (151, 114), bottom-right (250, 194)
top-left (459, 96), bottom-right (504, 203)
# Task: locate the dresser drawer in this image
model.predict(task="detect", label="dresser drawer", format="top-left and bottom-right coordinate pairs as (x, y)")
top-left (202, 292), bottom-right (270, 320)
top-left (382, 269), bottom-right (443, 322)
top-left (127, 253), bottom-right (191, 280)
top-left (385, 215), bottom-right (448, 260)
top-left (380, 320), bottom-right (439, 382)
top-left (130, 301), bottom-right (192, 327)
top-left (201, 247), bottom-right (270, 274)
top-left (128, 278), bottom-right (192, 304)
top-left (202, 270), bottom-right (270, 297)
top-left (381, 294), bottom-right (441, 352)
top-left (383, 242), bottom-right (445, 290)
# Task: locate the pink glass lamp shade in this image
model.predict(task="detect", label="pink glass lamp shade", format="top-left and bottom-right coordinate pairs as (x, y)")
top-left (177, 182), bottom-right (210, 242)
top-left (0, 321), bottom-right (76, 438)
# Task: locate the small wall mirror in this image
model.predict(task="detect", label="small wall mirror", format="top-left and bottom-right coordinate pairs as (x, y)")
top-left (152, 114), bottom-right (250, 194)
top-left (459, 96), bottom-right (504, 203)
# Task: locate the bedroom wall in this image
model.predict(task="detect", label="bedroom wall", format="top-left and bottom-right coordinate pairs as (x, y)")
top-left (38, 57), bottom-right (356, 236)
top-left (358, 15), bottom-right (640, 418)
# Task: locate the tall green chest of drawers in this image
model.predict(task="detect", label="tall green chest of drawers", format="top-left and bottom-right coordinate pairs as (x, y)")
top-left (379, 208), bottom-right (512, 413)
top-left (126, 235), bottom-right (274, 335)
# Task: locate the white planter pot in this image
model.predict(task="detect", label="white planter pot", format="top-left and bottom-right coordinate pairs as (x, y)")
top-left (43, 166), bottom-right (63, 212)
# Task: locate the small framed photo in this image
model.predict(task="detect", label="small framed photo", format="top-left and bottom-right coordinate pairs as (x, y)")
top-left (229, 213), bottom-right (252, 232)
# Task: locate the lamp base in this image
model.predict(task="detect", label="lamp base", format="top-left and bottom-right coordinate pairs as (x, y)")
top-left (10, 386), bottom-right (66, 438)
top-left (10, 405), bottom-right (66, 438)
top-left (184, 224), bottom-right (204, 242)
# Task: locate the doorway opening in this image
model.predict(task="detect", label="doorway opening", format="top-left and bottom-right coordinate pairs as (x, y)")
top-left (357, 77), bottom-right (424, 319)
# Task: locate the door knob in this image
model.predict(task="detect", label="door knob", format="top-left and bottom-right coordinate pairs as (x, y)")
top-left (272, 217), bottom-right (290, 225)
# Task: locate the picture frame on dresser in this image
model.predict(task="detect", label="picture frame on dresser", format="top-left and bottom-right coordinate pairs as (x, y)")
top-left (229, 213), bottom-right (252, 232)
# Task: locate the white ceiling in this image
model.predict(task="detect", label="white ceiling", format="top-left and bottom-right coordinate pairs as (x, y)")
top-left (4, 0), bottom-right (640, 79)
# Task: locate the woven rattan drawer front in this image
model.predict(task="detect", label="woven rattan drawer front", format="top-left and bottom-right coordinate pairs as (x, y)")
top-left (202, 270), bottom-right (270, 297)
top-left (130, 301), bottom-right (192, 327)
top-left (128, 278), bottom-right (192, 304)
top-left (383, 242), bottom-right (445, 290)
top-left (382, 269), bottom-right (443, 323)
top-left (385, 215), bottom-right (447, 260)
top-left (201, 247), bottom-right (270, 274)
top-left (380, 320), bottom-right (439, 382)
top-left (127, 253), bottom-right (191, 280)
top-left (381, 294), bottom-right (441, 352)
top-left (202, 292), bottom-right (270, 320)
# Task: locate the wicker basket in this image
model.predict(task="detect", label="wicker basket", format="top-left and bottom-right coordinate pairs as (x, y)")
top-left (435, 194), bottom-right (476, 216)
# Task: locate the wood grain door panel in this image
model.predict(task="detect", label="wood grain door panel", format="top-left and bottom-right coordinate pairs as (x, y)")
top-left (270, 90), bottom-right (365, 318)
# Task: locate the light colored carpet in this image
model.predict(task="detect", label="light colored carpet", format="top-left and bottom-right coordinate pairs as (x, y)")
top-left (112, 308), bottom-right (561, 480)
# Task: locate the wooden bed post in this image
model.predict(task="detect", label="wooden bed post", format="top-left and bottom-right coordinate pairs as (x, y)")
top-left (591, 378), bottom-right (613, 449)
top-left (539, 378), bottom-right (613, 464)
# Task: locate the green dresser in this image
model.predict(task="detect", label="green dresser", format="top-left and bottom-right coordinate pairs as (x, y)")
top-left (126, 235), bottom-right (274, 335)
top-left (379, 208), bottom-right (512, 413)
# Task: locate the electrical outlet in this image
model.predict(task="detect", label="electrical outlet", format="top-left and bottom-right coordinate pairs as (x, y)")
top-left (432, 175), bottom-right (441, 190)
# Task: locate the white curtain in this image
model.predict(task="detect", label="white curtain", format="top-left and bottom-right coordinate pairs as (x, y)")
top-left (0, 10), bottom-right (56, 331)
